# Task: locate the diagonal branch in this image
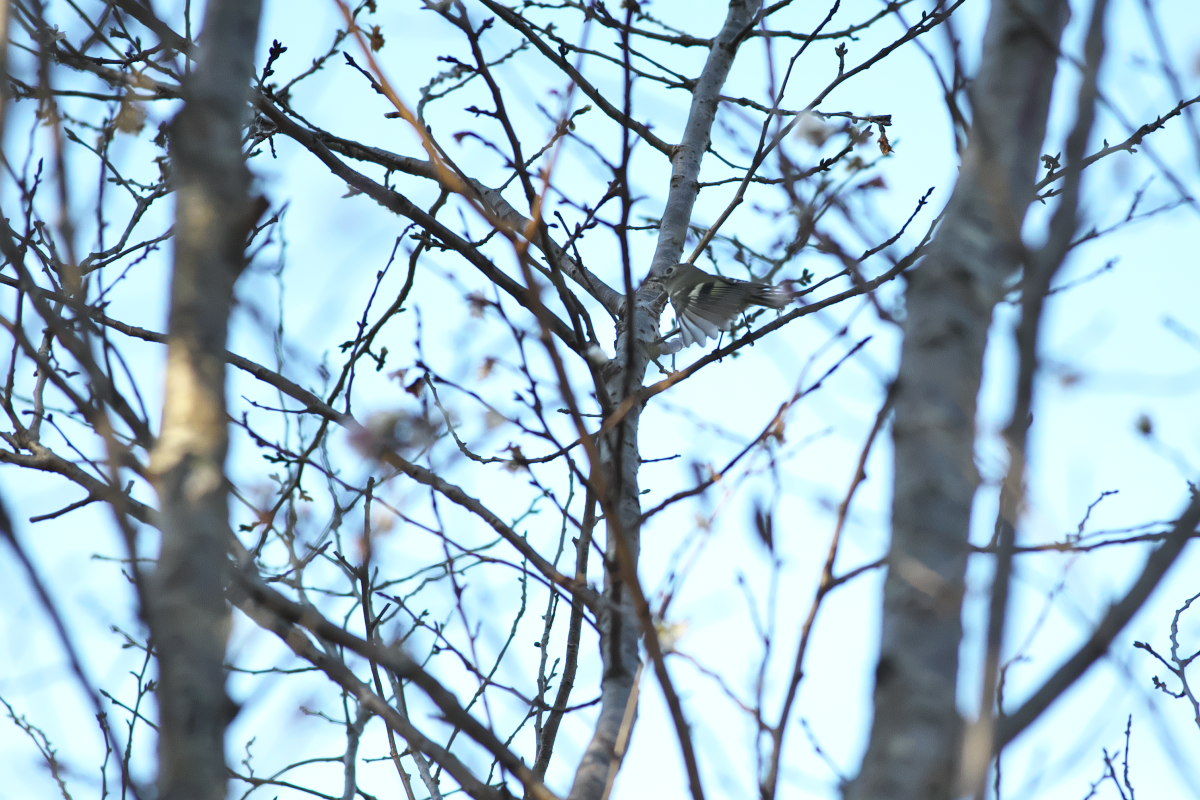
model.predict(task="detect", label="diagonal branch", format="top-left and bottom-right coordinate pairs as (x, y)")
top-left (995, 492), bottom-right (1200, 750)
top-left (230, 564), bottom-right (564, 800)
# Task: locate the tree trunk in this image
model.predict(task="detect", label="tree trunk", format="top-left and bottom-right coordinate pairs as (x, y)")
top-left (846, 2), bottom-right (1071, 798)
top-left (147, 3), bottom-right (262, 799)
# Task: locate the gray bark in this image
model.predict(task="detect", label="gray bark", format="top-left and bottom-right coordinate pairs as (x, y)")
top-left (845, 2), bottom-right (1071, 799)
top-left (147, 2), bottom-right (262, 799)
top-left (567, 3), bottom-right (763, 799)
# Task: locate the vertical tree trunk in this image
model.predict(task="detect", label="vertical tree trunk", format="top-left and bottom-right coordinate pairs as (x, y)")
top-left (568, 3), bottom-right (763, 798)
top-left (846, 2), bottom-right (1071, 799)
top-left (147, 3), bottom-right (262, 799)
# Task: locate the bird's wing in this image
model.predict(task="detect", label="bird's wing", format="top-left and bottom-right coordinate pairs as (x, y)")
top-left (670, 278), bottom-right (793, 346)
top-left (671, 282), bottom-right (754, 344)
top-left (683, 283), bottom-right (751, 321)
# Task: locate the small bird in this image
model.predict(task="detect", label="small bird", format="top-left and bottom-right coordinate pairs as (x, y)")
top-left (661, 262), bottom-right (794, 347)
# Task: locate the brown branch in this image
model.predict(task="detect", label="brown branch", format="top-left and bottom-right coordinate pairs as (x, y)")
top-left (761, 383), bottom-right (895, 798)
top-left (230, 565), bottom-right (563, 800)
top-left (995, 492), bottom-right (1200, 750)
top-left (258, 101), bottom-right (583, 350)
top-left (475, 0), bottom-right (673, 157)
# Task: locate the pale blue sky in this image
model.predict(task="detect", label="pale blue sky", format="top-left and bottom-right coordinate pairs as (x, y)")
top-left (2, 1), bottom-right (1199, 799)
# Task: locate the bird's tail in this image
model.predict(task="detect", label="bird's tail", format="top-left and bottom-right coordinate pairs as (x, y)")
top-left (752, 281), bottom-right (797, 309)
